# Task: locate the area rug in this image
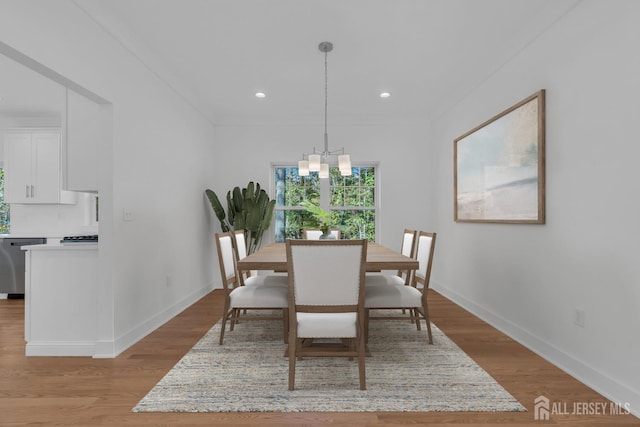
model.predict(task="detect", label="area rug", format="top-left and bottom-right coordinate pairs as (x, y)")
top-left (133, 311), bottom-right (526, 413)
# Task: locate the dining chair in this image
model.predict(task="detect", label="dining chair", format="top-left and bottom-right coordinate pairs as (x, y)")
top-left (397, 229), bottom-right (417, 284)
top-left (366, 229), bottom-right (416, 318)
top-left (233, 229), bottom-right (288, 287)
top-left (286, 239), bottom-right (368, 390)
top-left (215, 232), bottom-right (289, 345)
top-left (365, 231), bottom-right (437, 344)
top-left (302, 228), bottom-right (341, 240)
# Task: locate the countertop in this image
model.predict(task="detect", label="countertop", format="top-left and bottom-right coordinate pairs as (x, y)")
top-left (21, 242), bottom-right (98, 251)
top-left (0, 234), bottom-right (51, 239)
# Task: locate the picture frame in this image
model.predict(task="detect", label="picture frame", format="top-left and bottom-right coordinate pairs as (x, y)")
top-left (454, 90), bottom-right (545, 224)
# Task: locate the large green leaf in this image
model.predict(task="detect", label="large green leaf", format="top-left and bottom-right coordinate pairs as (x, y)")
top-left (205, 189), bottom-right (225, 222)
top-left (244, 199), bottom-right (261, 231)
top-left (261, 199), bottom-right (275, 230)
top-left (226, 191), bottom-right (235, 225)
top-left (233, 210), bottom-right (246, 230)
top-left (205, 189), bottom-right (230, 231)
top-left (246, 181), bottom-right (255, 201)
top-left (232, 187), bottom-right (244, 213)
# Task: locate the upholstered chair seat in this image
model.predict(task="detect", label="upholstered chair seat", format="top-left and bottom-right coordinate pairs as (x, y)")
top-left (365, 277), bottom-right (422, 308)
top-left (296, 312), bottom-right (357, 338)
top-left (229, 282), bottom-right (288, 308)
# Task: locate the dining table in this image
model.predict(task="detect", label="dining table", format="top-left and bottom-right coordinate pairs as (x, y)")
top-left (236, 241), bottom-right (419, 273)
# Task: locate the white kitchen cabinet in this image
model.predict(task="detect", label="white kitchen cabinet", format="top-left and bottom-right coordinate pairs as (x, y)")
top-left (3, 131), bottom-right (76, 204)
top-left (23, 243), bottom-right (98, 356)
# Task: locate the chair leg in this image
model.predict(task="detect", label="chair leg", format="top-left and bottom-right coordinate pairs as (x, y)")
top-left (414, 308), bottom-right (422, 331)
top-left (358, 336), bottom-right (366, 390)
top-left (364, 308), bottom-right (370, 343)
top-left (219, 309), bottom-right (230, 345)
top-left (423, 303), bottom-right (433, 344)
top-left (283, 308), bottom-right (289, 344)
top-left (218, 295), bottom-right (232, 345)
top-left (230, 308), bottom-right (241, 331)
top-left (288, 337), bottom-right (297, 390)
top-left (347, 338), bottom-right (355, 361)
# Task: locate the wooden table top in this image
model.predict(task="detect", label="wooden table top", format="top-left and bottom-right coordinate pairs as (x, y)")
top-left (236, 242), bottom-right (418, 272)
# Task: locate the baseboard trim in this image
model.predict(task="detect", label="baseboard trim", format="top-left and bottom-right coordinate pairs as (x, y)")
top-left (93, 283), bottom-right (215, 358)
top-left (431, 280), bottom-right (639, 418)
top-left (26, 341), bottom-right (95, 356)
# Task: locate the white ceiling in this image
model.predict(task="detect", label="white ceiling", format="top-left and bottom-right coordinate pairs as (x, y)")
top-left (5, 0), bottom-right (580, 126)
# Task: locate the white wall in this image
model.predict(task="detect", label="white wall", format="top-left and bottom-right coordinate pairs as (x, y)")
top-left (212, 122), bottom-right (432, 249)
top-left (0, 52), bottom-right (64, 136)
top-left (0, 1), bottom-right (217, 356)
top-left (430, 0), bottom-right (640, 414)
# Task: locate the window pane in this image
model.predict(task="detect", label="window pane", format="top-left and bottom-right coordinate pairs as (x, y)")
top-left (361, 167), bottom-right (375, 186)
top-left (332, 209), bottom-right (376, 241)
top-left (275, 167), bottom-right (320, 207)
top-left (330, 166), bottom-right (375, 208)
top-left (330, 186), bottom-right (345, 206)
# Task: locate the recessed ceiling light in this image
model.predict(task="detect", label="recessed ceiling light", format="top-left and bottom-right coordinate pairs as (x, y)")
top-left (379, 92), bottom-right (391, 98)
top-left (255, 92), bottom-right (266, 98)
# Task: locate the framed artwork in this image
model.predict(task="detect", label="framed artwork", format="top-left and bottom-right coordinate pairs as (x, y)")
top-left (454, 90), bottom-right (545, 223)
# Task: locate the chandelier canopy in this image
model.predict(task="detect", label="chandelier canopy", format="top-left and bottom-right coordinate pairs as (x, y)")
top-left (298, 42), bottom-right (351, 179)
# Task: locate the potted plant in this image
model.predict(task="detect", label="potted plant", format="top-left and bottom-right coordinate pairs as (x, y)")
top-left (300, 200), bottom-right (337, 239)
top-left (205, 182), bottom-right (275, 254)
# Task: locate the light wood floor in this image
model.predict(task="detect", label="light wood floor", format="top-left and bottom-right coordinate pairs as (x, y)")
top-left (1, 289), bottom-right (637, 426)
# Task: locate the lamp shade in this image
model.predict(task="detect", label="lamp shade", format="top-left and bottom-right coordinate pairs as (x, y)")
top-left (319, 163), bottom-right (329, 179)
top-left (298, 160), bottom-right (309, 176)
top-left (338, 154), bottom-right (351, 173)
top-left (308, 154), bottom-right (321, 172)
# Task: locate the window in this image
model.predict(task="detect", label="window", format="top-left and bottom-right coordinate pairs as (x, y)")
top-left (0, 168), bottom-right (9, 233)
top-left (273, 165), bottom-right (377, 242)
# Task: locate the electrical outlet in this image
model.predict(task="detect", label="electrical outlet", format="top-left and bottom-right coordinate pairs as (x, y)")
top-left (574, 308), bottom-right (585, 327)
top-left (123, 208), bottom-right (133, 221)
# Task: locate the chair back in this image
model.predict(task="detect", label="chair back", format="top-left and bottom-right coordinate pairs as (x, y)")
top-left (302, 228), bottom-right (341, 240)
top-left (233, 229), bottom-right (248, 259)
top-left (397, 229), bottom-right (417, 283)
top-left (215, 232), bottom-right (237, 291)
top-left (232, 229), bottom-right (256, 284)
top-left (412, 231), bottom-right (436, 290)
top-left (286, 239), bottom-right (366, 309)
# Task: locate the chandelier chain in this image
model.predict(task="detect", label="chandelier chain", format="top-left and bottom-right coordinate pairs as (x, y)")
top-left (324, 48), bottom-right (328, 140)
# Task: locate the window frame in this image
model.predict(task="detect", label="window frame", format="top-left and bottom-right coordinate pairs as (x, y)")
top-left (270, 161), bottom-right (380, 242)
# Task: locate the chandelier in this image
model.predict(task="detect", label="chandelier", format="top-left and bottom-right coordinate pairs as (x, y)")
top-left (298, 42), bottom-right (352, 178)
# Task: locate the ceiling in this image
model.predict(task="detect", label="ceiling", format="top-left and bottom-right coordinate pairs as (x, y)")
top-left (5, 0), bottom-right (580, 126)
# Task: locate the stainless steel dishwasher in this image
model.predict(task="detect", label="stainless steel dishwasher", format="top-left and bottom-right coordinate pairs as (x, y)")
top-left (0, 237), bottom-right (47, 298)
